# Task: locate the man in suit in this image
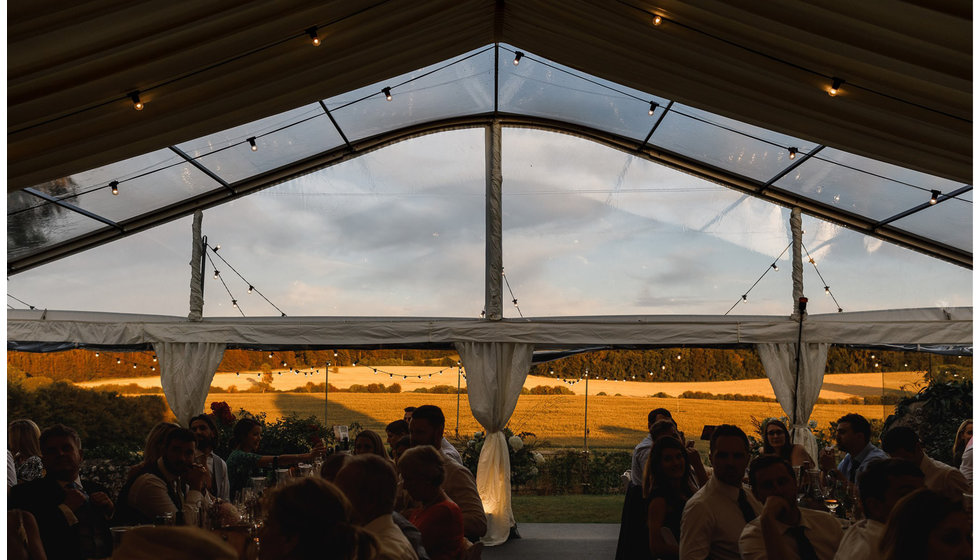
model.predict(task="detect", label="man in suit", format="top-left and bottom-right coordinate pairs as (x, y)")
top-left (9, 424), bottom-right (114, 560)
top-left (190, 413), bottom-right (230, 501)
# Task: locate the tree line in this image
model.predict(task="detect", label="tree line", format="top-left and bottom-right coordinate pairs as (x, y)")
top-left (6, 346), bottom-right (970, 384)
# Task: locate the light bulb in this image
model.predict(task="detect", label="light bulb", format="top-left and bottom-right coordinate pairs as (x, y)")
top-left (232, 299), bottom-right (238, 308)
top-left (788, 147), bottom-right (798, 160)
top-left (248, 285), bottom-right (254, 294)
top-left (824, 286), bottom-right (830, 294)
top-left (771, 263), bottom-right (779, 271)
top-left (248, 137), bottom-right (257, 151)
top-left (742, 294), bottom-right (748, 301)
top-left (213, 270), bottom-right (220, 279)
top-left (130, 92), bottom-right (144, 111)
top-left (95, 352), bottom-right (100, 357)
top-left (382, 87), bottom-right (392, 101)
top-left (648, 101), bottom-right (658, 116)
top-left (828, 78), bottom-right (843, 97)
top-left (513, 51), bottom-right (524, 65)
top-left (110, 181), bottom-right (119, 195)
top-left (306, 27), bottom-right (320, 46)
top-left (652, 15), bottom-right (663, 25)
top-left (929, 190), bottom-right (940, 205)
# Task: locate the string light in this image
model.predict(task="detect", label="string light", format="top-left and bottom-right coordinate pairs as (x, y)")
top-left (129, 91), bottom-right (144, 111)
top-left (116, 358), bottom-right (121, 364)
top-left (929, 190), bottom-right (940, 205)
top-left (382, 87), bottom-right (392, 101)
top-left (95, 352), bottom-right (100, 357)
top-left (132, 363), bottom-right (137, 369)
top-left (306, 27), bottom-right (321, 46)
top-left (742, 294), bottom-right (748, 301)
top-left (652, 14), bottom-right (663, 25)
top-left (828, 78), bottom-right (843, 96)
top-left (248, 137), bottom-right (258, 152)
top-left (771, 262), bottom-right (779, 271)
top-left (513, 51), bottom-right (524, 66)
top-left (648, 101), bottom-right (658, 116)
top-left (247, 285), bottom-right (254, 293)
top-left (231, 299), bottom-right (238, 308)
top-left (110, 181), bottom-right (119, 195)
top-left (213, 270), bottom-right (220, 279)
top-left (788, 147), bottom-right (798, 160)
top-left (824, 286), bottom-right (830, 294)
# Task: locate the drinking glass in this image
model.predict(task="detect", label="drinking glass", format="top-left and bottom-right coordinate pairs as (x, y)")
top-left (824, 497), bottom-right (840, 514)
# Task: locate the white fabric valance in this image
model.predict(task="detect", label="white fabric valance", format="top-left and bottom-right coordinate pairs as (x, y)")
top-left (153, 341), bottom-right (226, 427)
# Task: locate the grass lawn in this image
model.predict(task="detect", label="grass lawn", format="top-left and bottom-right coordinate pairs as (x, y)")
top-left (512, 494), bottom-right (624, 523)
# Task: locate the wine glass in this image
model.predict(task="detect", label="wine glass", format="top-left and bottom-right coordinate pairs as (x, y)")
top-left (824, 497), bottom-right (840, 515)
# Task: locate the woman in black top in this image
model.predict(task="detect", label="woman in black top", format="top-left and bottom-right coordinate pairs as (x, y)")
top-left (643, 437), bottom-right (697, 560)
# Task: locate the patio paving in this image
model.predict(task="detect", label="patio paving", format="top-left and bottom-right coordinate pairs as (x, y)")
top-left (482, 523), bottom-right (620, 559)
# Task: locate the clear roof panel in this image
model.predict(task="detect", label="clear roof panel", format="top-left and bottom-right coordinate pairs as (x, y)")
top-left (176, 103), bottom-right (345, 184)
top-left (649, 103), bottom-right (819, 183)
top-left (502, 128), bottom-right (795, 316)
top-left (7, 188), bottom-right (108, 261)
top-left (497, 44), bottom-right (667, 142)
top-left (888, 197), bottom-right (972, 253)
top-left (325, 47), bottom-right (495, 143)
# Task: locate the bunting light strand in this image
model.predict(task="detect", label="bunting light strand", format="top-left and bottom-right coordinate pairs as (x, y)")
top-left (7, 293), bottom-right (37, 310)
top-left (724, 242), bottom-right (792, 315)
top-left (205, 250), bottom-right (245, 317)
top-left (802, 243), bottom-right (844, 313)
top-left (207, 243), bottom-right (288, 317)
top-left (502, 268), bottom-right (524, 318)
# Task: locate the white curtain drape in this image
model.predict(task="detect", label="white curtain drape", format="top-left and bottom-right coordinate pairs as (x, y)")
top-left (153, 341), bottom-right (226, 426)
top-left (757, 342), bottom-right (830, 462)
top-left (455, 341), bottom-right (534, 546)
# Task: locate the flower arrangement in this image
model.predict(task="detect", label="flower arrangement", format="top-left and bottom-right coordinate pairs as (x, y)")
top-left (461, 428), bottom-right (541, 487)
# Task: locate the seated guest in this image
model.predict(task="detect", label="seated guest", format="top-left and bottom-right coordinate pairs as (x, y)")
top-left (9, 424), bottom-right (114, 559)
top-left (404, 407), bottom-right (416, 423)
top-left (398, 446), bottom-right (466, 560)
top-left (644, 437), bottom-right (697, 560)
top-left (114, 428), bottom-right (208, 526)
top-left (409, 405), bottom-right (487, 540)
top-left (630, 408), bottom-right (675, 487)
top-left (392, 439), bottom-right (412, 463)
top-left (819, 414), bottom-right (888, 484)
top-left (833, 458), bottom-right (924, 560)
top-left (951, 420), bottom-right (971, 468)
top-left (354, 429), bottom-right (392, 461)
top-left (9, 419), bottom-right (44, 484)
top-left (321, 452), bottom-right (351, 482)
top-left (126, 422), bottom-right (179, 481)
top-left (761, 419), bottom-right (814, 467)
top-left (679, 424), bottom-right (759, 560)
top-left (226, 418), bottom-right (325, 498)
top-left (335, 454), bottom-right (419, 560)
top-left (739, 455), bottom-right (842, 560)
top-left (189, 414), bottom-right (230, 501)
top-left (880, 426), bottom-right (969, 502)
top-left (109, 526), bottom-right (237, 560)
top-left (879, 488), bottom-right (971, 560)
top-left (259, 477), bottom-right (378, 560)
top-left (7, 509), bottom-right (47, 560)
top-left (386, 420), bottom-right (410, 449)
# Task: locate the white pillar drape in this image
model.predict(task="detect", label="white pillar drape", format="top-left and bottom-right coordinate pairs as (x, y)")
top-left (153, 341), bottom-right (226, 426)
top-left (757, 342), bottom-right (830, 462)
top-left (455, 341), bottom-right (534, 546)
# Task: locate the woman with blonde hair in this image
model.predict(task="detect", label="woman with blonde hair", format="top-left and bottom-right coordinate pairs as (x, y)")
top-left (952, 419), bottom-right (972, 467)
top-left (353, 429), bottom-right (390, 460)
top-left (259, 477), bottom-right (377, 560)
top-left (8, 420), bottom-right (43, 484)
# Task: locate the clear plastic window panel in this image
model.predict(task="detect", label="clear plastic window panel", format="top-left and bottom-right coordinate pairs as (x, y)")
top-left (198, 129), bottom-right (486, 317)
top-left (649, 103), bottom-right (818, 183)
top-left (326, 47), bottom-right (495, 143)
top-left (502, 128), bottom-right (794, 316)
top-left (888, 197), bottom-right (972, 253)
top-left (177, 104), bottom-right (346, 184)
top-left (7, 216), bottom-right (195, 314)
top-left (497, 44), bottom-right (666, 142)
top-left (7, 187), bottom-right (108, 260)
top-left (798, 214), bottom-right (971, 314)
top-left (774, 147), bottom-right (966, 222)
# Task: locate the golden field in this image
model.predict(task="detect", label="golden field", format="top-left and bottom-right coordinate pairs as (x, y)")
top-left (202, 392), bottom-right (890, 449)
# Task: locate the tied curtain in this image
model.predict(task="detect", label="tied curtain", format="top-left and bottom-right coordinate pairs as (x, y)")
top-left (456, 341), bottom-right (534, 546)
top-left (153, 341), bottom-right (226, 427)
top-left (757, 343), bottom-right (830, 462)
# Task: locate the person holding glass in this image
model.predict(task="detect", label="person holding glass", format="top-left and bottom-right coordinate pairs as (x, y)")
top-left (761, 419), bottom-right (814, 467)
top-left (226, 418), bottom-right (325, 499)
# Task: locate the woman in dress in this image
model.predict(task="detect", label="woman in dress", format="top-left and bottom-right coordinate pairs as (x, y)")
top-left (643, 436), bottom-right (697, 560)
top-left (226, 418), bottom-right (325, 498)
top-left (259, 477), bottom-right (377, 560)
top-left (761, 419), bottom-right (813, 467)
top-left (397, 445), bottom-right (466, 560)
top-left (8, 419), bottom-right (43, 484)
top-left (353, 429), bottom-right (390, 460)
top-left (952, 419), bottom-right (972, 467)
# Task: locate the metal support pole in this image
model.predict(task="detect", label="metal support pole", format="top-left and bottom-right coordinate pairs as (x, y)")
top-left (583, 371), bottom-right (590, 453)
top-left (456, 364), bottom-right (462, 438)
top-left (324, 362), bottom-right (329, 429)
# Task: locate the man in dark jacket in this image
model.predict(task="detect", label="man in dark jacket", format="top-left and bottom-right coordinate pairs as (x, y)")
top-left (9, 424), bottom-right (113, 560)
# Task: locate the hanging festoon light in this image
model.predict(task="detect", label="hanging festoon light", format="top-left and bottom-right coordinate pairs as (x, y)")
top-left (824, 285), bottom-right (830, 295)
top-left (248, 137), bottom-right (258, 152)
top-left (248, 285), bottom-right (255, 294)
top-left (771, 262), bottom-right (778, 271)
top-left (231, 299), bottom-right (238, 308)
top-left (788, 147), bottom-right (798, 160)
top-left (513, 51), bottom-right (524, 66)
top-left (828, 78), bottom-right (844, 96)
top-left (648, 101), bottom-right (659, 116)
top-left (929, 190), bottom-right (941, 205)
top-left (213, 270), bottom-right (220, 279)
top-left (109, 181), bottom-right (120, 195)
top-left (382, 87), bottom-right (392, 101)
top-left (129, 91), bottom-right (144, 110)
top-left (306, 27), bottom-right (321, 46)
top-left (652, 14), bottom-right (663, 25)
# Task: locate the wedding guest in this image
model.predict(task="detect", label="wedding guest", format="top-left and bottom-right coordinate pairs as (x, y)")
top-left (398, 446), bottom-right (466, 560)
top-left (952, 420), bottom-right (972, 468)
top-left (833, 458), bottom-right (924, 560)
top-left (818, 414), bottom-right (888, 484)
top-left (879, 488), bottom-right (971, 560)
top-left (259, 477), bottom-right (378, 560)
top-left (386, 420), bottom-right (410, 449)
top-left (189, 414), bottom-right (230, 500)
top-left (335, 454), bottom-right (419, 560)
top-left (9, 424), bottom-right (114, 559)
top-left (679, 424), bottom-right (759, 560)
top-left (114, 428), bottom-right (208, 526)
top-left (644, 436), bottom-right (697, 560)
top-left (8, 509), bottom-right (47, 560)
top-left (321, 452), bottom-right (351, 482)
top-left (739, 455), bottom-right (842, 560)
top-left (354, 429), bottom-right (392, 461)
top-left (110, 526), bottom-right (237, 559)
top-left (959, 436), bottom-right (972, 489)
top-left (391, 439), bottom-right (412, 463)
top-left (408, 405), bottom-right (486, 540)
top-left (226, 418), bottom-right (325, 498)
top-left (880, 425), bottom-right (968, 502)
top-left (126, 422), bottom-right (179, 481)
top-left (404, 407), bottom-right (416, 423)
top-left (9, 419), bottom-right (44, 484)
top-left (630, 408), bottom-right (674, 487)
top-left (761, 419), bottom-right (814, 467)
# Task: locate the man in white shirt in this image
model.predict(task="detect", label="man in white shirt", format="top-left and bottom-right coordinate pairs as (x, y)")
top-left (680, 424), bottom-right (760, 560)
top-left (880, 426), bottom-right (968, 503)
top-left (739, 455), bottom-right (842, 560)
top-left (190, 414), bottom-right (230, 501)
top-left (833, 458), bottom-right (924, 560)
top-left (630, 408), bottom-right (674, 487)
top-left (335, 454), bottom-right (419, 560)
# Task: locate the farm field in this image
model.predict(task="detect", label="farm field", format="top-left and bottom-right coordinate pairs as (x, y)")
top-left (201, 392), bottom-right (890, 449)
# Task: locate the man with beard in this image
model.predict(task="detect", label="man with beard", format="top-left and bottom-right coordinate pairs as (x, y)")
top-left (679, 424), bottom-right (759, 560)
top-left (9, 424), bottom-right (114, 559)
top-left (114, 427), bottom-right (208, 526)
top-left (819, 414), bottom-right (888, 484)
top-left (190, 413), bottom-right (230, 501)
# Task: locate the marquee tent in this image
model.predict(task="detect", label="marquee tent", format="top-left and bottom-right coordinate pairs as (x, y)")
top-left (7, 1), bottom-right (972, 545)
